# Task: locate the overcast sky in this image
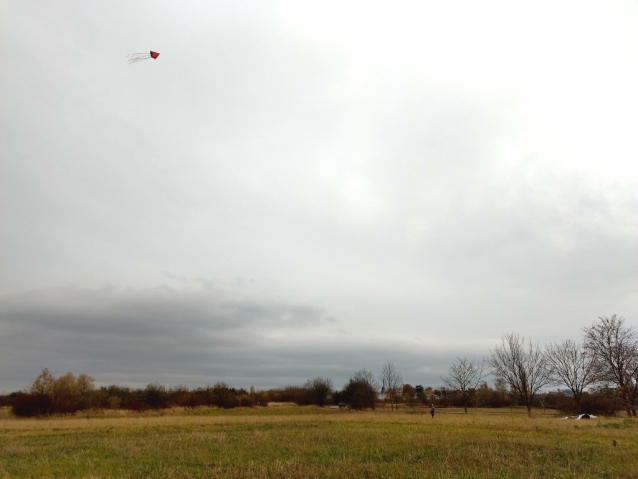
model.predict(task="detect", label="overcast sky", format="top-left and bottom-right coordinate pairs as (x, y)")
top-left (1, 0), bottom-right (637, 392)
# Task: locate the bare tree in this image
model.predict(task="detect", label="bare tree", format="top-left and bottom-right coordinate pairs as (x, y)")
top-left (583, 315), bottom-right (638, 417)
top-left (536, 392), bottom-right (548, 413)
top-left (380, 361), bottom-right (402, 411)
top-left (441, 357), bottom-right (486, 413)
top-left (488, 333), bottom-right (551, 416)
top-left (545, 339), bottom-right (598, 413)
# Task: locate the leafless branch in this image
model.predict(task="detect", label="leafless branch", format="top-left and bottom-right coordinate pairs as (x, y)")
top-left (441, 357), bottom-right (486, 413)
top-left (488, 333), bottom-right (551, 415)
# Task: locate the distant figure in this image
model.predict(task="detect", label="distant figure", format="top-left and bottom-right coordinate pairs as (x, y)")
top-left (430, 404), bottom-right (435, 418)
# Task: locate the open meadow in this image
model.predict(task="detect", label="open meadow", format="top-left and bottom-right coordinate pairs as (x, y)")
top-left (1, 405), bottom-right (637, 478)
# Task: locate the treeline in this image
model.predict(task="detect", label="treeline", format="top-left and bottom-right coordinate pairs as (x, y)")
top-left (5, 314), bottom-right (636, 418)
top-left (7, 369), bottom-right (268, 417)
top-left (5, 370), bottom-right (380, 417)
top-left (5, 368), bottom-right (625, 418)
top-left (432, 384), bottom-right (623, 416)
top-left (269, 371), bottom-right (379, 410)
top-left (264, 380), bottom-right (624, 416)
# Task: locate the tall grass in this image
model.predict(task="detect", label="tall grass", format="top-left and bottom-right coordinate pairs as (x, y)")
top-left (1, 406), bottom-right (636, 478)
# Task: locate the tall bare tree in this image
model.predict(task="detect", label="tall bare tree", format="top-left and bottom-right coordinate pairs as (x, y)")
top-left (545, 339), bottom-right (598, 413)
top-left (583, 315), bottom-right (638, 417)
top-left (442, 357), bottom-right (486, 413)
top-left (380, 361), bottom-right (402, 411)
top-left (488, 333), bottom-right (551, 416)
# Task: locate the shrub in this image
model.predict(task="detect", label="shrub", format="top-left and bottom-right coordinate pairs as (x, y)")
top-left (56, 399), bottom-right (84, 415)
top-left (143, 383), bottom-right (169, 409)
top-left (343, 370), bottom-right (378, 410)
top-left (554, 389), bottom-right (625, 416)
top-left (212, 383), bottom-right (240, 409)
top-left (304, 377), bottom-right (334, 407)
top-left (127, 400), bottom-right (150, 412)
top-left (0, 392), bottom-right (20, 407)
top-left (12, 394), bottom-right (54, 417)
top-left (255, 391), bottom-right (269, 407)
top-left (267, 386), bottom-right (308, 404)
top-left (579, 390), bottom-right (624, 416)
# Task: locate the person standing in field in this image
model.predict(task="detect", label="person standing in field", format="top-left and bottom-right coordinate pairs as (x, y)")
top-left (430, 404), bottom-right (435, 418)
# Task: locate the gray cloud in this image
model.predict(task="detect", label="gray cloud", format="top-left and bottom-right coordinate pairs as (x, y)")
top-left (1, 1), bottom-right (637, 392)
top-left (0, 285), bottom-right (328, 335)
top-left (0, 284), bottom-right (471, 391)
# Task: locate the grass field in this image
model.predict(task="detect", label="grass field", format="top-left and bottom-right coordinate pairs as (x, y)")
top-left (1, 405), bottom-right (637, 478)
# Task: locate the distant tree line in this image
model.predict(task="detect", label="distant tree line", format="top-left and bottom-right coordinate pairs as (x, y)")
top-left (8, 370), bottom-right (268, 417)
top-left (4, 315), bottom-right (635, 418)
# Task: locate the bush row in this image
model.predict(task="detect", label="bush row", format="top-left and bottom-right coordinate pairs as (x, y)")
top-left (5, 369), bottom-right (626, 417)
top-left (8, 382), bottom-right (268, 417)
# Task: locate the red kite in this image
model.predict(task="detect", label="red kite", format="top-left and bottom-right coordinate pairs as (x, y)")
top-left (127, 51), bottom-right (160, 64)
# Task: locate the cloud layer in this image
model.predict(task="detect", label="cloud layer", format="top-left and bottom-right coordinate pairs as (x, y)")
top-left (1, 0), bottom-right (637, 391)
top-left (0, 284), bottom-right (465, 390)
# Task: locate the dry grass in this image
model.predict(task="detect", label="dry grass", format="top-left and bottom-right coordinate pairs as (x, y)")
top-left (0, 406), bottom-right (637, 478)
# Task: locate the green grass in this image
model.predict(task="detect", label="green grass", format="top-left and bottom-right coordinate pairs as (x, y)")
top-left (1, 408), bottom-right (637, 478)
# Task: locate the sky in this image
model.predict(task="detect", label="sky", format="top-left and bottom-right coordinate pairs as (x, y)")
top-left (1, 0), bottom-right (637, 392)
